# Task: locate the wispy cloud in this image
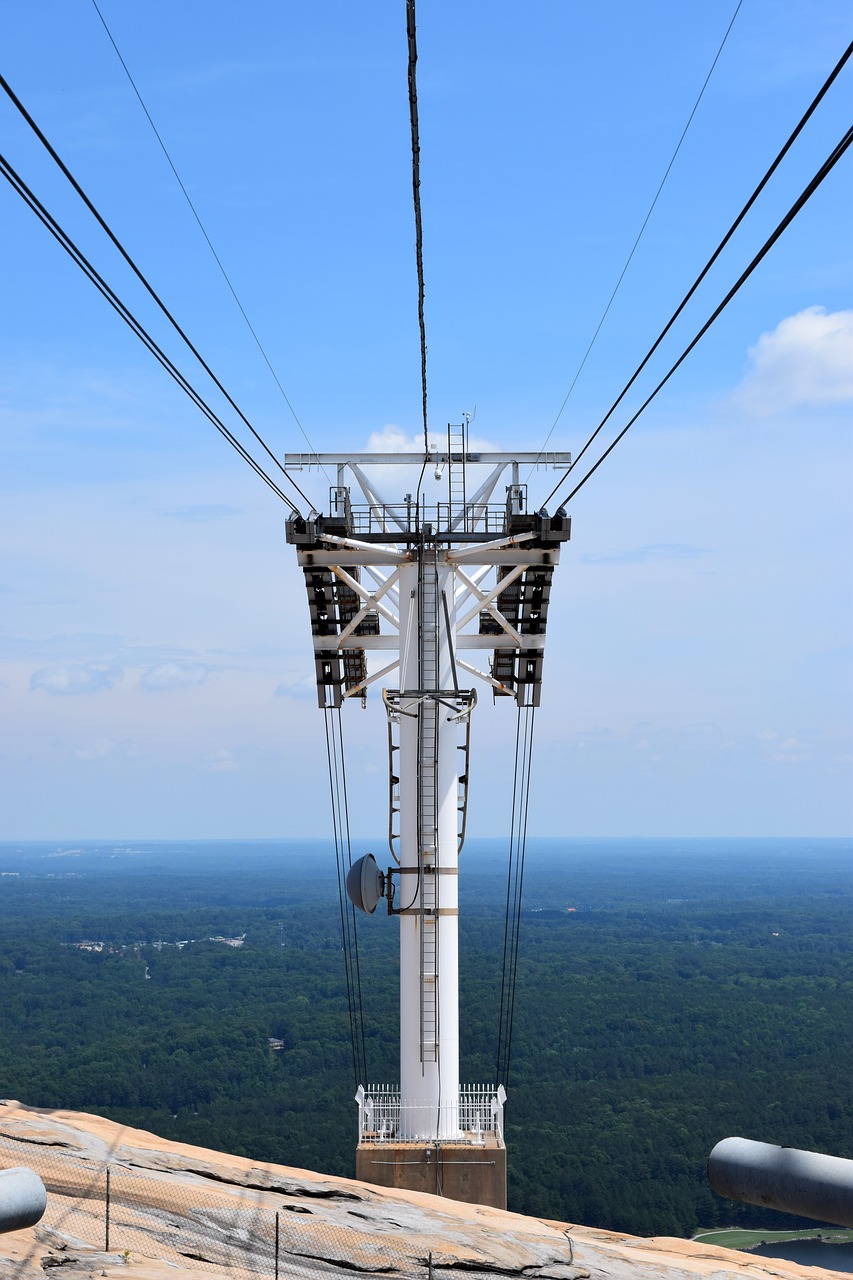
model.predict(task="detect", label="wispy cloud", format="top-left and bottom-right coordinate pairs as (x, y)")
top-left (273, 677), bottom-right (316, 700)
top-left (72, 737), bottom-right (139, 762)
top-left (366, 424), bottom-right (424, 452)
top-left (139, 663), bottom-right (208, 692)
top-left (164, 504), bottom-right (241, 523)
top-left (30, 664), bottom-right (122, 696)
top-left (757, 729), bottom-right (814, 764)
top-left (581, 543), bottom-right (709, 566)
top-left (735, 307), bottom-right (853, 416)
top-left (2, 633), bottom-right (128, 662)
top-left (207, 749), bottom-right (238, 773)
top-left (365, 423), bottom-right (496, 453)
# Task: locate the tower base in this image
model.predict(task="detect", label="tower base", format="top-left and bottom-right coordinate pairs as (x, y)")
top-left (355, 1138), bottom-right (506, 1209)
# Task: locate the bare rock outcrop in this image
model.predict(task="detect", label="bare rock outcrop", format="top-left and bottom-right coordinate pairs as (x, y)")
top-left (0, 1101), bottom-right (844, 1280)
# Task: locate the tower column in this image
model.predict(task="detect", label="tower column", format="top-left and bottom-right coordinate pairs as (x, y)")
top-left (397, 556), bottom-right (459, 1138)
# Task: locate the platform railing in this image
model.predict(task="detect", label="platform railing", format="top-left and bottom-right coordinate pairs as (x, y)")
top-left (344, 504), bottom-right (510, 539)
top-left (355, 1084), bottom-right (506, 1146)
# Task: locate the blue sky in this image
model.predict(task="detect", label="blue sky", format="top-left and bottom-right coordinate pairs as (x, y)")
top-left (1, 1), bottom-right (851, 838)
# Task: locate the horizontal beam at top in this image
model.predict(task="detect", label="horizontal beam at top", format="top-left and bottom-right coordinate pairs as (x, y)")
top-left (285, 451), bottom-right (571, 467)
top-left (296, 548), bottom-right (563, 567)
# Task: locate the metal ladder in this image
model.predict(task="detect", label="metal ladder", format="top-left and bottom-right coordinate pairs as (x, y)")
top-left (418, 551), bottom-right (439, 1064)
top-left (447, 420), bottom-right (467, 533)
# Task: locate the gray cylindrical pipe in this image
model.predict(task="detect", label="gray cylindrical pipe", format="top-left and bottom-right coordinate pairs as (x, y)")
top-left (708, 1137), bottom-right (853, 1228)
top-left (0, 1166), bottom-right (47, 1235)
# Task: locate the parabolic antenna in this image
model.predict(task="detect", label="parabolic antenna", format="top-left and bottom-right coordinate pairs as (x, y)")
top-left (346, 853), bottom-right (385, 915)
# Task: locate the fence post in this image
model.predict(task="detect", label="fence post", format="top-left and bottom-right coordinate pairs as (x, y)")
top-left (105, 1167), bottom-right (110, 1253)
top-left (428, 1249), bottom-right (433, 1280)
top-left (275, 1210), bottom-right (280, 1279)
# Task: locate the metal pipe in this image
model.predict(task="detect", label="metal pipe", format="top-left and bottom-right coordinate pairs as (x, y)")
top-left (0, 1167), bottom-right (47, 1235)
top-left (708, 1137), bottom-right (853, 1228)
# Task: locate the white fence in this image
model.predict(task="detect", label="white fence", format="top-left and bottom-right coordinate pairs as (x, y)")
top-left (356, 1084), bottom-right (506, 1146)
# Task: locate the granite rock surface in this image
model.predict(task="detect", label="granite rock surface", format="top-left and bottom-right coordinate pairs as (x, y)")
top-left (0, 1101), bottom-right (844, 1280)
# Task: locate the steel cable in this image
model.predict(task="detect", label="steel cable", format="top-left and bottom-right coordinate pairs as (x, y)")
top-left (323, 707), bottom-right (367, 1088)
top-left (0, 150), bottom-right (300, 509)
top-left (334, 706), bottom-right (368, 1085)
top-left (542, 39), bottom-right (853, 509)
top-left (87, 1), bottom-right (330, 483)
top-left (406, 0), bottom-right (429, 453)
top-left (496, 703), bottom-right (537, 1090)
top-left (550, 120), bottom-right (853, 509)
top-left (0, 72), bottom-right (313, 513)
top-left (530, 0), bottom-right (745, 473)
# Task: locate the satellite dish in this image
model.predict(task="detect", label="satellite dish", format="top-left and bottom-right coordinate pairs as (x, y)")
top-left (346, 854), bottom-right (386, 915)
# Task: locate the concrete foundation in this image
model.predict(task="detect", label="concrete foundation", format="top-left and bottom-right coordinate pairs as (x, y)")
top-left (356, 1138), bottom-right (506, 1210)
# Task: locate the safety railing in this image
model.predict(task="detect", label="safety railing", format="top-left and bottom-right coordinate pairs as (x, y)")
top-left (356, 1084), bottom-right (505, 1145)
top-left (344, 503), bottom-right (512, 538)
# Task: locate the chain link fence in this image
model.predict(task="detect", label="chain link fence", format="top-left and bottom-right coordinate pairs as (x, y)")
top-left (0, 1129), bottom-right (434, 1277)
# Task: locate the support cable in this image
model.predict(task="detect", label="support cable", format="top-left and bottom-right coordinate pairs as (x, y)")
top-left (323, 709), bottom-right (360, 1088)
top-left (334, 706), bottom-right (367, 1084)
top-left (0, 72), bottom-right (314, 513)
top-left (0, 150), bottom-right (302, 510)
top-left (496, 704), bottom-right (536, 1090)
top-left (495, 708), bottom-right (524, 1087)
top-left (549, 121), bottom-right (853, 509)
top-left (530, 0), bottom-right (744, 473)
top-left (87, 1), bottom-right (330, 483)
top-left (323, 707), bottom-right (367, 1088)
top-left (503, 706), bottom-right (536, 1089)
top-left (542, 39), bottom-right (853, 509)
top-left (406, 0), bottom-right (429, 453)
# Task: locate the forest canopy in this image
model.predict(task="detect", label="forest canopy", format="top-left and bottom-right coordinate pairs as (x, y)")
top-left (0, 836), bottom-right (850, 1238)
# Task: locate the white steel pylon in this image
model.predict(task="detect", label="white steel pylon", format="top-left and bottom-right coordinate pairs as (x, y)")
top-left (285, 442), bottom-right (571, 1195)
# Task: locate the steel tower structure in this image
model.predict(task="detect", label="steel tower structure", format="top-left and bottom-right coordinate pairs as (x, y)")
top-left (285, 433), bottom-right (570, 1207)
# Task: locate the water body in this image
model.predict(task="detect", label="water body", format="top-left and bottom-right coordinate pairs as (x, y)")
top-left (748, 1241), bottom-right (853, 1272)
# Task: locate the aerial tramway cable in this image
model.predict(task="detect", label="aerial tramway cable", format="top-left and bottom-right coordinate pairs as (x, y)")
top-left (0, 73), bottom-right (313, 515)
top-left (323, 708), bottom-right (368, 1089)
top-left (548, 119), bottom-right (853, 509)
top-left (0, 149), bottom-right (304, 511)
top-left (406, 0), bottom-right (429, 456)
top-left (496, 704), bottom-right (537, 1091)
top-left (542, 40), bottom-right (853, 509)
top-left (530, 0), bottom-right (745, 472)
top-left (87, 1), bottom-right (330, 483)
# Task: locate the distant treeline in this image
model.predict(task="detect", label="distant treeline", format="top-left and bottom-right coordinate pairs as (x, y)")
top-left (0, 837), bottom-right (850, 1238)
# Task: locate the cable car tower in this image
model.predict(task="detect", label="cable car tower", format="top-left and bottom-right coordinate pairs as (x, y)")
top-left (285, 426), bottom-right (570, 1208)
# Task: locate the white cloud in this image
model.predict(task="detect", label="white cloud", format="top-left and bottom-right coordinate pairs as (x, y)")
top-left (770, 736), bottom-right (813, 764)
top-left (756, 728), bottom-right (813, 764)
top-left (139, 662), bottom-right (208, 692)
top-left (366, 424), bottom-right (424, 452)
top-left (72, 737), bottom-right (140, 762)
top-left (73, 737), bottom-right (117, 761)
top-left (164, 504), bottom-right (241, 523)
top-left (735, 307), bottom-right (853, 416)
top-left (30, 664), bottom-right (121, 695)
top-left (365, 423), bottom-right (497, 453)
top-left (273, 677), bottom-right (315, 699)
top-left (207, 749), bottom-right (238, 773)
top-left (581, 543), bottom-right (709, 567)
